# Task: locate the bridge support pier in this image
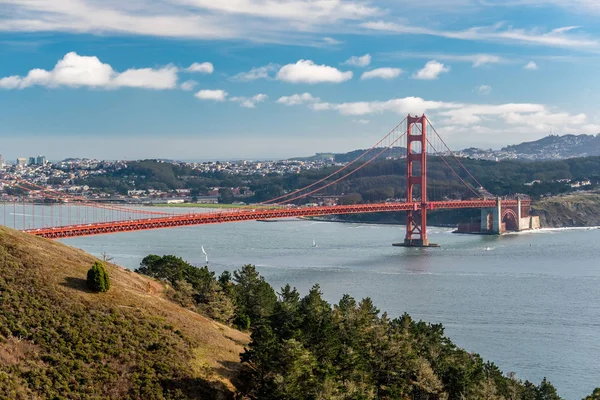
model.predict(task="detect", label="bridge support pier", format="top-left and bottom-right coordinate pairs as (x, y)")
top-left (480, 198), bottom-right (501, 234)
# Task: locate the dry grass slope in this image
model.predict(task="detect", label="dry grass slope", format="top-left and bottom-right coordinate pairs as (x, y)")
top-left (0, 226), bottom-right (248, 399)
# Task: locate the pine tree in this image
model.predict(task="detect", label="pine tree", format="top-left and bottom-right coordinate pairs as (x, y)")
top-left (86, 261), bottom-right (110, 293)
top-left (584, 388), bottom-right (600, 400)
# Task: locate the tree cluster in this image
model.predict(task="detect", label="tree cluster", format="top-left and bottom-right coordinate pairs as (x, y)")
top-left (240, 285), bottom-right (565, 400)
top-left (135, 257), bottom-right (276, 327)
top-left (133, 257), bottom-right (600, 399)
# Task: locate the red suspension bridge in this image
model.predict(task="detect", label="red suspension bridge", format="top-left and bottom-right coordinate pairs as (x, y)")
top-left (1, 115), bottom-right (533, 246)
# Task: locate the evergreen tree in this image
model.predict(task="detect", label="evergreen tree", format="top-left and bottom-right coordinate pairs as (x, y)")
top-left (86, 261), bottom-right (110, 292)
top-left (233, 265), bottom-right (277, 328)
top-left (536, 378), bottom-right (562, 400)
top-left (584, 388), bottom-right (600, 400)
top-left (203, 280), bottom-right (236, 324)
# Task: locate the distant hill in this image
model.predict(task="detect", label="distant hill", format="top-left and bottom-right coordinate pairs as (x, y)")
top-left (502, 134), bottom-right (600, 158)
top-left (290, 146), bottom-right (407, 163)
top-left (0, 227), bottom-right (247, 399)
top-left (458, 133), bottom-right (600, 161)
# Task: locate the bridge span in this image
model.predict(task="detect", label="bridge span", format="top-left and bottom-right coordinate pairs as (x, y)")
top-left (25, 199), bottom-right (529, 239)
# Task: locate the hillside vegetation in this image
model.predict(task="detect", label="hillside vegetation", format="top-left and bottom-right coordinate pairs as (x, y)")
top-left (532, 191), bottom-right (600, 227)
top-left (0, 227), bottom-right (248, 399)
top-left (1, 228), bottom-right (599, 399)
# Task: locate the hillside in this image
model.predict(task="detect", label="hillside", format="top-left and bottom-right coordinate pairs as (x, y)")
top-left (290, 146), bottom-right (407, 163)
top-left (0, 227), bottom-right (248, 399)
top-left (502, 134), bottom-right (600, 159)
top-left (532, 191), bottom-right (600, 227)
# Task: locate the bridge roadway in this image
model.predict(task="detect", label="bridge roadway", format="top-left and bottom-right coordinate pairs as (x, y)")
top-left (25, 199), bottom-right (528, 239)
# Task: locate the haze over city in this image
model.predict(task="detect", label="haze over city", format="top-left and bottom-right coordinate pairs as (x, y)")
top-left (2, 0), bottom-right (600, 160)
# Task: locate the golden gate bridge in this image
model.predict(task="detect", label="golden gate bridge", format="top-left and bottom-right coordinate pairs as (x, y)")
top-left (1, 114), bottom-right (532, 246)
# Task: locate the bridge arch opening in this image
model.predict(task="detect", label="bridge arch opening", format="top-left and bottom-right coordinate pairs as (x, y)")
top-left (502, 209), bottom-right (519, 232)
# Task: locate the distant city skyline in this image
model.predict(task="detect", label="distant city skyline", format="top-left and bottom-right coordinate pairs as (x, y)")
top-left (1, 0), bottom-right (600, 159)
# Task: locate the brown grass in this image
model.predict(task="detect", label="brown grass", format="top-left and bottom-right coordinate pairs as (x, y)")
top-left (0, 226), bottom-right (249, 397)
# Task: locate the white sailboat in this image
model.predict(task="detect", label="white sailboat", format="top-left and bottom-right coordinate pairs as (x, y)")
top-left (312, 239), bottom-right (317, 248)
top-left (201, 246), bottom-right (208, 263)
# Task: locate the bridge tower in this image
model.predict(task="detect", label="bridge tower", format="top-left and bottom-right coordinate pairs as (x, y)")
top-left (395, 114), bottom-right (439, 248)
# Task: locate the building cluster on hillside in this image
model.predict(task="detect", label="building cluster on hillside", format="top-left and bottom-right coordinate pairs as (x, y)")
top-left (0, 156), bottom-right (336, 204)
top-left (184, 158), bottom-right (337, 176)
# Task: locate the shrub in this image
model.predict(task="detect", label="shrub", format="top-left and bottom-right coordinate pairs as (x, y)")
top-left (86, 261), bottom-right (110, 293)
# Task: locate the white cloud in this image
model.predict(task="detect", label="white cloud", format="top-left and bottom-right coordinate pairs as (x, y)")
top-left (471, 54), bottom-right (503, 67)
top-left (480, 1), bottom-right (600, 16)
top-left (194, 89), bottom-right (228, 101)
top-left (186, 62), bottom-right (214, 74)
top-left (354, 119), bottom-right (371, 124)
top-left (503, 111), bottom-right (586, 129)
top-left (361, 21), bottom-right (599, 51)
top-left (476, 85), bottom-right (492, 95)
top-left (0, 0), bottom-right (381, 43)
top-left (180, 80), bottom-right (197, 91)
top-left (580, 124), bottom-right (600, 134)
top-left (0, 52), bottom-right (178, 90)
top-left (524, 61), bottom-right (539, 70)
top-left (379, 52), bottom-right (506, 67)
top-left (276, 60), bottom-right (353, 84)
top-left (344, 54), bottom-right (372, 67)
top-left (413, 61), bottom-right (450, 80)
top-left (230, 64), bottom-right (278, 82)
top-left (288, 94), bottom-right (592, 146)
top-left (230, 93), bottom-right (269, 108)
top-left (322, 37), bottom-right (343, 45)
top-left (308, 97), bottom-right (461, 116)
top-left (277, 93), bottom-right (320, 106)
top-left (361, 67), bottom-right (403, 80)
top-left (285, 94), bottom-right (582, 129)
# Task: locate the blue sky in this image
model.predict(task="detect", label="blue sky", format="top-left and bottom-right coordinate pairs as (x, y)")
top-left (1, 0), bottom-right (600, 161)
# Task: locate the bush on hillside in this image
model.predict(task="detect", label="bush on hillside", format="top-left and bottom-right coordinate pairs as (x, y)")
top-left (86, 261), bottom-right (110, 292)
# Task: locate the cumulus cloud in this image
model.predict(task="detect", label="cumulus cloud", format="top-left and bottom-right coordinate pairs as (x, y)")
top-left (476, 85), bottom-right (492, 95)
top-left (230, 93), bottom-right (269, 108)
top-left (344, 54), bottom-right (372, 67)
top-left (354, 119), bottom-right (371, 124)
top-left (282, 94), bottom-right (588, 134)
top-left (276, 60), bottom-right (353, 84)
top-left (194, 89), bottom-right (228, 101)
top-left (0, 52), bottom-right (178, 90)
top-left (361, 68), bottom-right (403, 80)
top-left (524, 61), bottom-right (539, 70)
top-left (413, 61), bottom-right (450, 80)
top-left (277, 93), bottom-right (320, 106)
top-left (309, 97), bottom-right (459, 116)
top-left (230, 64), bottom-right (279, 82)
top-left (180, 80), bottom-right (198, 91)
top-left (186, 62), bottom-right (214, 74)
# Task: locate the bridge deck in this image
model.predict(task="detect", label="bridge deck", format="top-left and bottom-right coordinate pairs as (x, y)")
top-left (25, 200), bottom-right (528, 239)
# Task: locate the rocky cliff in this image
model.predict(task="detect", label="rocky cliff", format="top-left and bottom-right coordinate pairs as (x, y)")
top-left (532, 192), bottom-right (600, 227)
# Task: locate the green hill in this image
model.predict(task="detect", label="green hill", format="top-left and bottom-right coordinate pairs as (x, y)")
top-left (0, 226), bottom-right (248, 399)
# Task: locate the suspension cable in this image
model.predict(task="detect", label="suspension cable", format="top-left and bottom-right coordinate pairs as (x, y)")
top-left (277, 128), bottom-right (409, 204)
top-left (6, 176), bottom-right (169, 216)
top-left (427, 120), bottom-right (486, 190)
top-left (261, 117), bottom-right (408, 204)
